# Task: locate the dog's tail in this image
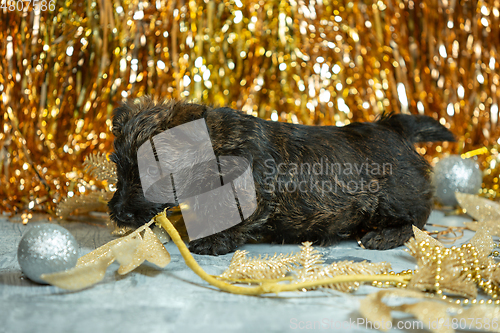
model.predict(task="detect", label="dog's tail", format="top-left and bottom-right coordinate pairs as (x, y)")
top-left (377, 113), bottom-right (456, 143)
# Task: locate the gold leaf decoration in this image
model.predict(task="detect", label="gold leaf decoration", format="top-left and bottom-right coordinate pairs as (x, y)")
top-left (292, 242), bottom-right (391, 292)
top-left (41, 251), bottom-right (115, 291)
top-left (463, 221), bottom-right (481, 232)
top-left (398, 301), bottom-right (452, 333)
top-left (83, 152), bottom-right (117, 185)
top-left (41, 221), bottom-right (170, 290)
top-left (406, 224), bottom-right (499, 300)
top-left (113, 226), bottom-right (171, 275)
top-left (295, 241), bottom-right (325, 277)
top-left (77, 234), bottom-right (124, 266)
top-left (412, 224), bottom-right (444, 249)
top-left (298, 259), bottom-right (392, 293)
top-left (358, 289), bottom-right (395, 330)
top-left (139, 226), bottom-right (172, 268)
top-left (56, 191), bottom-right (114, 220)
top-left (219, 250), bottom-right (298, 281)
top-left (360, 289), bottom-right (500, 333)
top-left (469, 227), bottom-right (496, 257)
top-left (111, 235), bottom-right (144, 275)
top-left (455, 193), bottom-right (500, 223)
top-left (406, 230), bottom-right (477, 298)
top-left (56, 152), bottom-right (118, 223)
top-left (455, 192), bottom-right (500, 237)
top-left (219, 241), bottom-right (390, 292)
top-left (454, 306), bottom-right (500, 332)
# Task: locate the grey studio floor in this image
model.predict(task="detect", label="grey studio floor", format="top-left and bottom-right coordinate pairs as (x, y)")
top-left (0, 211), bottom-right (480, 333)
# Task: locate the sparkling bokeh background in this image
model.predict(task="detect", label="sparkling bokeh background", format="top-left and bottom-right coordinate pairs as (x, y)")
top-left (1, 0), bottom-right (500, 218)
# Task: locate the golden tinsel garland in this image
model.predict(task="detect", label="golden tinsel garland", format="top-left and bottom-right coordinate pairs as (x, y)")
top-left (2, 0), bottom-right (500, 214)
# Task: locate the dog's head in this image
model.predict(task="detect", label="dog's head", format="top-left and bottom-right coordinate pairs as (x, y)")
top-left (108, 97), bottom-right (208, 228)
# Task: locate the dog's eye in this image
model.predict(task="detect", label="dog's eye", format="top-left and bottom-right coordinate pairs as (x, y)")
top-left (147, 166), bottom-right (160, 177)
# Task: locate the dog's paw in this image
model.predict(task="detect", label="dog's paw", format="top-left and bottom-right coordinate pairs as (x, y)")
top-left (188, 233), bottom-right (239, 255)
top-left (360, 225), bottom-right (413, 250)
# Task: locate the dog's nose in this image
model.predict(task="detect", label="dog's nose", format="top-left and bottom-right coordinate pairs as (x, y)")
top-left (116, 211), bottom-right (135, 221)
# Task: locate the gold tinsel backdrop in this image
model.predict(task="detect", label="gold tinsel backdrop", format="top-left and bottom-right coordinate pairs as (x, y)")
top-left (2, 0), bottom-right (500, 216)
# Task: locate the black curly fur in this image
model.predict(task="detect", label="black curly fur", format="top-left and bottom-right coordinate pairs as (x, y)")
top-left (108, 98), bottom-right (455, 255)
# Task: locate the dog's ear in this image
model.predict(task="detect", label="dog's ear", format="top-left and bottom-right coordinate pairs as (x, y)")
top-left (112, 105), bottom-right (134, 137)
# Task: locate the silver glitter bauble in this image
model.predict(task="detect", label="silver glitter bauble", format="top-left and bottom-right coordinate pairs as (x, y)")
top-left (433, 155), bottom-right (483, 206)
top-left (17, 224), bottom-right (79, 284)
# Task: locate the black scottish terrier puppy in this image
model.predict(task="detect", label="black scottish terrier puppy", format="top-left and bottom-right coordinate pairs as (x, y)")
top-left (108, 97), bottom-right (455, 255)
